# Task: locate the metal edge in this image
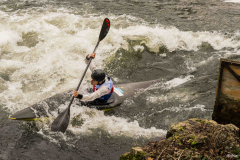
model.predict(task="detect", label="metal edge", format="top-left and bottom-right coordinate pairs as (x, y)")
top-left (213, 58), bottom-right (224, 121)
top-left (213, 58), bottom-right (240, 121)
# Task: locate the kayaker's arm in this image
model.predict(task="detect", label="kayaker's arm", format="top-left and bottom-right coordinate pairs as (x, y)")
top-left (73, 86), bottom-right (110, 102)
top-left (85, 53), bottom-right (97, 72)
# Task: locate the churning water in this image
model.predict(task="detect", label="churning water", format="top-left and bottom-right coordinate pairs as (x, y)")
top-left (1, 0), bottom-right (240, 159)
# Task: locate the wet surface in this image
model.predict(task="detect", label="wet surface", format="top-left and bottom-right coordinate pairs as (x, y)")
top-left (1, 0), bottom-right (240, 159)
top-left (2, 0), bottom-right (240, 33)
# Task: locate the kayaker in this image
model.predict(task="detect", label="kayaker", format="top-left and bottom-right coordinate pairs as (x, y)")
top-left (73, 53), bottom-right (114, 105)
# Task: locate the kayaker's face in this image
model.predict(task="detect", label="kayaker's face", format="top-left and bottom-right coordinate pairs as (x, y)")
top-left (91, 78), bottom-right (98, 85)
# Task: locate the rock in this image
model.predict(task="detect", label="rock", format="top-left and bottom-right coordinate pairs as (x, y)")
top-left (119, 147), bottom-right (152, 160)
top-left (130, 147), bottom-right (144, 155)
top-left (120, 118), bottom-right (240, 159)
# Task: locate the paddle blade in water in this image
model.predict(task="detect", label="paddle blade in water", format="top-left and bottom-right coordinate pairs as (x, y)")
top-left (51, 18), bottom-right (110, 133)
top-left (99, 18), bottom-right (110, 41)
top-left (51, 107), bottom-right (70, 133)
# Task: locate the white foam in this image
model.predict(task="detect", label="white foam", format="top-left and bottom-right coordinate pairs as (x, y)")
top-left (149, 104), bottom-right (207, 117)
top-left (113, 26), bottom-right (240, 53)
top-left (133, 45), bottom-right (144, 52)
top-left (225, 0), bottom-right (240, 3)
top-left (164, 75), bottom-right (194, 89)
top-left (66, 105), bottom-right (167, 138)
top-left (0, 6), bottom-right (239, 137)
top-left (147, 95), bottom-right (169, 103)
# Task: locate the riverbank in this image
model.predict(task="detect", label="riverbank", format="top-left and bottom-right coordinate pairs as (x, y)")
top-left (120, 118), bottom-right (240, 160)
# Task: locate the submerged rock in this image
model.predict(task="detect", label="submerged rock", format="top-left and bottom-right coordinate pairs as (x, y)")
top-left (120, 118), bottom-right (240, 160)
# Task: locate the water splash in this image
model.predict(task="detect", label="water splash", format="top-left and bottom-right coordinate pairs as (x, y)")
top-left (0, 5), bottom-right (239, 137)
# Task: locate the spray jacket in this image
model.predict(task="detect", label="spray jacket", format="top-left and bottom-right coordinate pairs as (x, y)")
top-left (80, 57), bottom-right (114, 102)
top-left (93, 76), bottom-right (114, 101)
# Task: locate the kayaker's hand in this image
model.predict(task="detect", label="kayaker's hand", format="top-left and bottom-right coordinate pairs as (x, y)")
top-left (73, 90), bottom-right (79, 98)
top-left (88, 53), bottom-right (96, 59)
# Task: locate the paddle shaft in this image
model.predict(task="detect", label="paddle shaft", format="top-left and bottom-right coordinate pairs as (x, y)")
top-left (67, 40), bottom-right (100, 109)
top-left (51, 18), bottom-right (110, 133)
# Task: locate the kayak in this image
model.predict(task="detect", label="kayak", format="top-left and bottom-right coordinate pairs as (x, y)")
top-left (9, 78), bottom-right (161, 121)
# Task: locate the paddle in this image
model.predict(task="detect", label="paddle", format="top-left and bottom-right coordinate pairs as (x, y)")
top-left (51, 18), bottom-right (110, 133)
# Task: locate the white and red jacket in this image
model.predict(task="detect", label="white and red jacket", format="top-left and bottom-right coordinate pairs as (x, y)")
top-left (93, 76), bottom-right (114, 101)
top-left (80, 58), bottom-right (114, 102)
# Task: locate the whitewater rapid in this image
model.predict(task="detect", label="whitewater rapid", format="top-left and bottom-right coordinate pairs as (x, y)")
top-left (0, 4), bottom-right (239, 140)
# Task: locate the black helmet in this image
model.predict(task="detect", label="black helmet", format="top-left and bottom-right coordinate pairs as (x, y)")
top-left (91, 69), bottom-right (105, 82)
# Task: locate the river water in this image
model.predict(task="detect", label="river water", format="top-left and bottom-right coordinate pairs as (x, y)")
top-left (1, 0), bottom-right (240, 159)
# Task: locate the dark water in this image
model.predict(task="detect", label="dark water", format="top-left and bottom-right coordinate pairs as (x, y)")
top-left (1, 0), bottom-right (240, 159)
